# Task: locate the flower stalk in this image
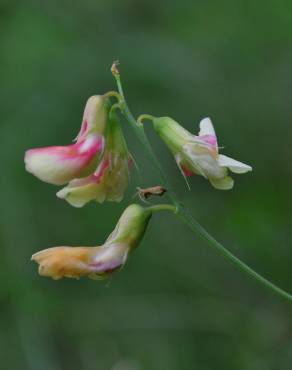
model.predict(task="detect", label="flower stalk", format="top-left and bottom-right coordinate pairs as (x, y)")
top-left (111, 61), bottom-right (292, 303)
top-left (112, 64), bottom-right (179, 207)
top-left (146, 204), bottom-right (177, 213)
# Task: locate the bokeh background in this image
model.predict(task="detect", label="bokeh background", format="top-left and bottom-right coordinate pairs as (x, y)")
top-left (1, 1), bottom-right (292, 369)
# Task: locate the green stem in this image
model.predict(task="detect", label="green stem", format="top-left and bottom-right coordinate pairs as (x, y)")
top-left (109, 102), bottom-right (121, 114)
top-left (178, 205), bottom-right (292, 302)
top-left (147, 204), bottom-right (177, 213)
top-left (104, 90), bottom-right (122, 103)
top-left (111, 63), bottom-right (292, 303)
top-left (137, 114), bottom-right (155, 124)
top-left (113, 68), bottom-right (178, 206)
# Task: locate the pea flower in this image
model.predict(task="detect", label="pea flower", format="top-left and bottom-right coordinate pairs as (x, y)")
top-left (152, 116), bottom-right (252, 189)
top-left (24, 95), bottom-right (109, 185)
top-left (56, 110), bottom-right (131, 207)
top-left (31, 204), bottom-right (152, 280)
top-left (25, 95), bottom-right (132, 206)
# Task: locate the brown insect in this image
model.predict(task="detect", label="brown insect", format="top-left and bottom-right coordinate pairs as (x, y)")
top-left (135, 185), bottom-right (167, 202)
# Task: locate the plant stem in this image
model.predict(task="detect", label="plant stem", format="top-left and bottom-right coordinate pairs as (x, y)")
top-left (147, 204), bottom-right (177, 213)
top-left (111, 62), bottom-right (292, 303)
top-left (113, 68), bottom-right (178, 206)
top-left (178, 205), bottom-right (292, 302)
top-left (104, 90), bottom-right (122, 102)
top-left (137, 114), bottom-right (155, 124)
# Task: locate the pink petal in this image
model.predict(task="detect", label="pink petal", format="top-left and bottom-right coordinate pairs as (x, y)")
top-left (198, 118), bottom-right (218, 148)
top-left (93, 156), bottom-right (110, 182)
top-left (25, 135), bottom-right (104, 185)
top-left (75, 119), bottom-right (88, 143)
top-left (63, 156), bottom-right (110, 188)
top-left (199, 134), bottom-right (217, 146)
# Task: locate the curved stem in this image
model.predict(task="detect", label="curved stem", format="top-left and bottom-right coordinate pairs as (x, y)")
top-left (177, 205), bottom-right (292, 302)
top-left (104, 90), bottom-right (122, 103)
top-left (109, 102), bottom-right (121, 112)
top-left (147, 204), bottom-right (177, 213)
top-left (111, 62), bottom-right (292, 303)
top-left (137, 114), bottom-right (155, 124)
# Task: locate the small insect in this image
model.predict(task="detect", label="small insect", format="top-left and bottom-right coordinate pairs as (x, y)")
top-left (135, 185), bottom-right (167, 202)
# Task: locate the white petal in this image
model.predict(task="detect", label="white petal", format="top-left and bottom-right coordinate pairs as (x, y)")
top-left (182, 145), bottom-right (209, 178)
top-left (25, 148), bottom-right (86, 185)
top-left (199, 117), bottom-right (216, 137)
top-left (57, 182), bottom-right (98, 208)
top-left (218, 154), bottom-right (252, 174)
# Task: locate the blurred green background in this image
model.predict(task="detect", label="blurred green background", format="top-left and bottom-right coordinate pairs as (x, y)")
top-left (1, 0), bottom-right (292, 369)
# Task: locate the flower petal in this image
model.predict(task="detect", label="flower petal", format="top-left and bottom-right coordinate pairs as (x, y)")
top-left (25, 135), bottom-right (104, 185)
top-left (56, 157), bottom-right (110, 207)
top-left (182, 144), bottom-right (213, 179)
top-left (31, 246), bottom-right (98, 280)
top-left (198, 117), bottom-right (217, 147)
top-left (31, 243), bottom-right (129, 280)
top-left (209, 176), bottom-right (234, 190)
top-left (199, 117), bottom-right (216, 136)
top-left (57, 180), bottom-right (100, 208)
top-left (75, 95), bottom-right (109, 142)
top-left (58, 156), bottom-right (130, 207)
top-left (89, 243), bottom-right (129, 274)
top-left (218, 154), bottom-right (252, 174)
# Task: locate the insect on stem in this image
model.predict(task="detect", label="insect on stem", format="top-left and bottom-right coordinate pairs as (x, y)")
top-left (134, 185), bottom-right (167, 203)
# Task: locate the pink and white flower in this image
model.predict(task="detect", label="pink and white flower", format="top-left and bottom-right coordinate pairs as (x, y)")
top-left (25, 95), bottom-right (132, 205)
top-left (57, 111), bottom-right (131, 207)
top-left (153, 116), bottom-right (252, 189)
top-left (25, 95), bottom-right (108, 185)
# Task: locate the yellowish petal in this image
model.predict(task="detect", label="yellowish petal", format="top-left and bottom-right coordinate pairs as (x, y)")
top-left (209, 176), bottom-right (234, 190)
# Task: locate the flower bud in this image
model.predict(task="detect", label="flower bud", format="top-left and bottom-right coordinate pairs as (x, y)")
top-left (153, 116), bottom-right (252, 189)
top-left (31, 204), bottom-right (152, 280)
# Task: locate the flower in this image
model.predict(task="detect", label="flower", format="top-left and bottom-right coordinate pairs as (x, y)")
top-left (25, 95), bottom-right (132, 206)
top-left (24, 95), bottom-right (109, 185)
top-left (153, 116), bottom-right (252, 189)
top-left (56, 110), bottom-right (131, 207)
top-left (31, 204), bottom-right (152, 280)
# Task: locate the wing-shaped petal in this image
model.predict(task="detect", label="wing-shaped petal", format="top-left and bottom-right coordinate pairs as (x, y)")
top-left (25, 135), bottom-right (104, 185)
top-left (199, 117), bottom-right (216, 136)
top-left (218, 154), bottom-right (252, 174)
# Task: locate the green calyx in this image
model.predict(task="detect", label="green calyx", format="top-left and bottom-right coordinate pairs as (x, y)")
top-left (106, 109), bottom-right (129, 156)
top-left (152, 116), bottom-right (191, 154)
top-left (106, 204), bottom-right (152, 250)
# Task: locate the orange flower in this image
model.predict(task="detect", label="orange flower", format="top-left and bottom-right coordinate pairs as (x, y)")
top-left (31, 204), bottom-right (152, 280)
